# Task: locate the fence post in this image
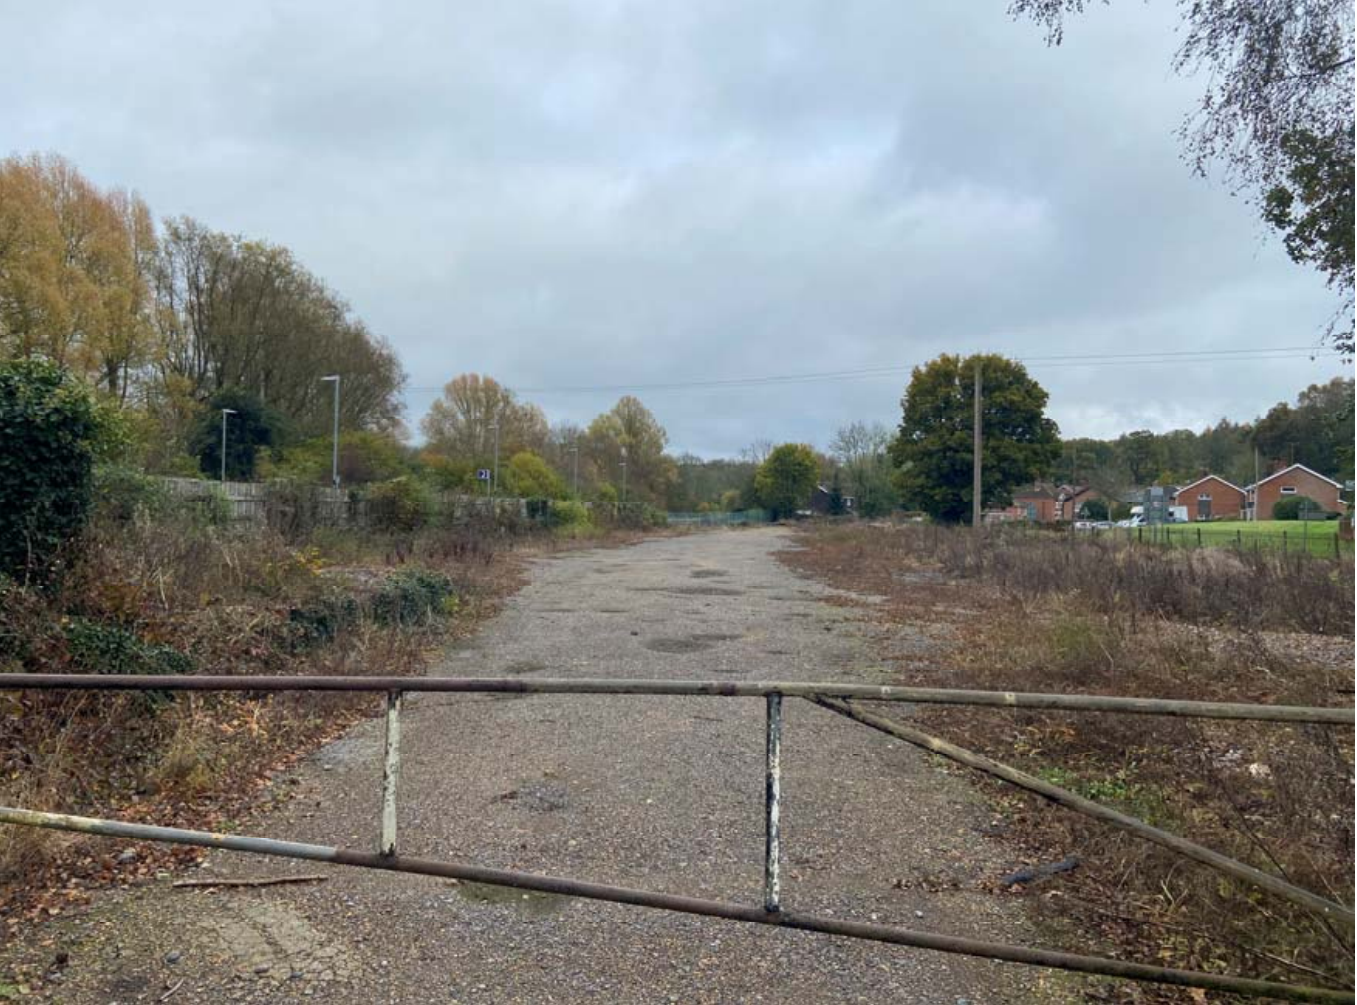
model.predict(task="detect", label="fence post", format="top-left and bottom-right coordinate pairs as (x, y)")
top-left (1196, 526), bottom-right (1202, 548)
top-left (1283, 531), bottom-right (1287, 556)
top-left (1336, 534), bottom-right (1342, 560)
top-left (764, 693), bottom-right (783, 914)
top-left (380, 690), bottom-right (403, 857)
top-left (1137, 526), bottom-right (1143, 546)
top-left (1235, 529), bottom-right (1242, 550)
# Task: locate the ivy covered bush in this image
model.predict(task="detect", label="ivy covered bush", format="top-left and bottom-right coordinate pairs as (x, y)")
top-left (371, 569), bottom-right (456, 626)
top-left (0, 359), bottom-right (102, 585)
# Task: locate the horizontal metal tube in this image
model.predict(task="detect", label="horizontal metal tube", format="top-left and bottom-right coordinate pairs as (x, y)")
top-left (0, 807), bottom-right (1348, 1002)
top-left (811, 697), bottom-right (1355, 928)
top-left (0, 674), bottom-right (1349, 724)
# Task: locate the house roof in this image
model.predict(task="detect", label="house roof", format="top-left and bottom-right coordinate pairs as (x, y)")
top-left (1244, 463), bottom-right (1342, 492)
top-left (1174, 474), bottom-right (1246, 497)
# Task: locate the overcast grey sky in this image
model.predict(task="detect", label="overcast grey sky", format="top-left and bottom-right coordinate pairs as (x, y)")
top-left (3, 0), bottom-right (1347, 455)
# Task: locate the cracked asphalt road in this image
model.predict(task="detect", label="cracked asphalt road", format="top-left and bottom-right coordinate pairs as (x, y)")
top-left (5, 527), bottom-right (1051, 1003)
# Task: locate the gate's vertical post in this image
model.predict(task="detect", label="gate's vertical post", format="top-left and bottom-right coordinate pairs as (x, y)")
top-left (380, 690), bottom-right (403, 857)
top-left (764, 692), bottom-right (782, 913)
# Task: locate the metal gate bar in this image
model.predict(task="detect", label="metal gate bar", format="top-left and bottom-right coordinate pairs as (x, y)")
top-left (764, 692), bottom-right (782, 913)
top-left (813, 697), bottom-right (1355, 925)
top-left (1, 673), bottom-right (1349, 722)
top-left (0, 674), bottom-right (1351, 1001)
top-left (0, 806), bottom-right (1348, 1004)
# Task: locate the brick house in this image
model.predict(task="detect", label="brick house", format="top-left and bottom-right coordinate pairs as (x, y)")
top-left (1245, 463), bottom-right (1345, 520)
top-left (1012, 483), bottom-right (1105, 522)
top-left (1173, 475), bottom-right (1247, 522)
top-left (1012, 484), bottom-right (1057, 522)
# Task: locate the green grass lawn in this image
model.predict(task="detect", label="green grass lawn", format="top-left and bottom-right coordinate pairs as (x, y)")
top-left (1142, 519), bottom-right (1349, 556)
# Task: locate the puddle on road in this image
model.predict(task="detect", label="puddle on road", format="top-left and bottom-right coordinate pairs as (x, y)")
top-left (644, 637), bottom-right (713, 653)
top-left (454, 882), bottom-right (569, 917)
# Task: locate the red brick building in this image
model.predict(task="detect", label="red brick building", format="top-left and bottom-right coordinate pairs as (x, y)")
top-left (1173, 475), bottom-right (1246, 521)
top-left (1012, 483), bottom-right (1105, 522)
top-left (1246, 463), bottom-right (1345, 520)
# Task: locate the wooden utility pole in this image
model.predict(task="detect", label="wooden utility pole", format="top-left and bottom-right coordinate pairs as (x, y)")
top-left (972, 361), bottom-right (983, 529)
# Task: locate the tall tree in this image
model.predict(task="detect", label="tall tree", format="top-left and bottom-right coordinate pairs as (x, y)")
top-left (891, 354), bottom-right (1060, 522)
top-left (1010, 0), bottom-right (1355, 350)
top-left (188, 388), bottom-right (285, 481)
top-left (1253, 377), bottom-right (1355, 478)
top-left (754, 443), bottom-right (820, 519)
top-left (420, 373), bottom-right (547, 464)
top-left (154, 217), bottom-right (403, 436)
top-left (1117, 430), bottom-right (1161, 485)
top-left (0, 155), bottom-right (160, 393)
top-left (829, 420), bottom-right (896, 517)
top-left (584, 396), bottom-right (674, 505)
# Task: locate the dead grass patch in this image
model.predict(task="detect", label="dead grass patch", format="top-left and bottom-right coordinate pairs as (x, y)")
top-left (783, 522), bottom-right (1354, 1000)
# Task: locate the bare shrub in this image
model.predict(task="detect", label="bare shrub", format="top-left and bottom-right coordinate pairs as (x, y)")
top-left (784, 523), bottom-right (1355, 994)
top-left (881, 524), bottom-right (1353, 635)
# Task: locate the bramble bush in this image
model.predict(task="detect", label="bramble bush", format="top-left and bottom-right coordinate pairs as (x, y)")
top-left (371, 569), bottom-right (457, 626)
top-left (367, 477), bottom-right (433, 533)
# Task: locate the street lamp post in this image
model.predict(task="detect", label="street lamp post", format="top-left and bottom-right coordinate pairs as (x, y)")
top-left (320, 375), bottom-right (341, 489)
top-left (219, 408), bottom-right (237, 483)
top-left (489, 422), bottom-right (500, 498)
top-left (620, 447), bottom-right (628, 506)
top-left (570, 443), bottom-right (580, 497)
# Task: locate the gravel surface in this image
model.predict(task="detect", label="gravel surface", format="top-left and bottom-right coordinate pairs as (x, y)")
top-left (3, 528), bottom-right (1056, 1003)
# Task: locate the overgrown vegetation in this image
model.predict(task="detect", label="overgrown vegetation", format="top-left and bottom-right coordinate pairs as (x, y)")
top-left (784, 522), bottom-right (1354, 999)
top-left (0, 481), bottom-right (662, 924)
top-left (858, 522), bottom-right (1353, 635)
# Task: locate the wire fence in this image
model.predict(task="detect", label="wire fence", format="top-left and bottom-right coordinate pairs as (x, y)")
top-left (666, 509), bottom-right (772, 526)
top-left (1078, 523), bottom-right (1353, 558)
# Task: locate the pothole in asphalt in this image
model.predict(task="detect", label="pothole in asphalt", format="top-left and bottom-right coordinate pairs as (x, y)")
top-left (691, 632), bottom-right (741, 642)
top-left (690, 569), bottom-right (728, 579)
top-left (644, 638), bottom-right (713, 653)
top-left (496, 780), bottom-right (569, 812)
top-left (502, 659), bottom-right (547, 675)
top-left (638, 586), bottom-right (746, 597)
top-left (454, 882), bottom-right (569, 916)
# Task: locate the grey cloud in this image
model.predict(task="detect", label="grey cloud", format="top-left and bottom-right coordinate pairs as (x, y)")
top-left (0, 0), bottom-right (1344, 454)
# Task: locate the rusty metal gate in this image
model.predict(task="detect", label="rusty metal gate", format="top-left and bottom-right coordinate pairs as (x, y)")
top-left (0, 673), bottom-right (1351, 1003)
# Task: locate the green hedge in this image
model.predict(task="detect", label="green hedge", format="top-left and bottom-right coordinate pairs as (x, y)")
top-left (0, 359), bottom-right (101, 584)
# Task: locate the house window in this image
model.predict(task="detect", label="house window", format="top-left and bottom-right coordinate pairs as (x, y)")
top-left (1280, 486), bottom-right (1297, 494)
top-left (1197, 493), bottom-right (1211, 501)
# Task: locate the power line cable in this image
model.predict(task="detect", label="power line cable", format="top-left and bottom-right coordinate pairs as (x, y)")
top-left (404, 344), bottom-right (1344, 395)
